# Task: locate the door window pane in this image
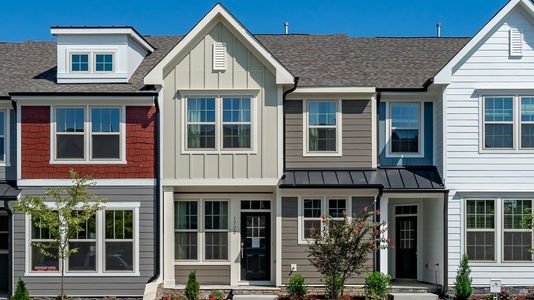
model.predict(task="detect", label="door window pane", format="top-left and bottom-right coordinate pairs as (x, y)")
top-left (484, 97), bottom-right (514, 149)
top-left (308, 101), bottom-right (337, 152)
top-left (390, 103), bottom-right (420, 153)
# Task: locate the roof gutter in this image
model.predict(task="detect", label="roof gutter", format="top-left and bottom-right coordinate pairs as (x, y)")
top-left (8, 91), bottom-right (158, 97)
top-left (282, 77), bottom-right (299, 172)
top-left (375, 78), bottom-right (434, 93)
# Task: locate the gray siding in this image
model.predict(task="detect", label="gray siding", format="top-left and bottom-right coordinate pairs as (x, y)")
top-left (281, 197), bottom-right (374, 285)
top-left (285, 100), bottom-right (372, 169)
top-left (0, 110), bottom-right (17, 181)
top-left (13, 186), bottom-right (155, 297)
top-left (175, 265), bottom-right (230, 285)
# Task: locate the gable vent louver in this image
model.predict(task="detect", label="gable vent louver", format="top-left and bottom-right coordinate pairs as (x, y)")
top-left (509, 28), bottom-right (523, 57)
top-left (213, 42), bottom-right (227, 71)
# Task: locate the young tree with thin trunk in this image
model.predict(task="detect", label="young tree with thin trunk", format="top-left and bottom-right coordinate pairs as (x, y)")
top-left (15, 169), bottom-right (106, 299)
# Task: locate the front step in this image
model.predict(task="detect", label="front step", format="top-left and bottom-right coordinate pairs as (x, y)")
top-left (389, 293), bottom-right (439, 300)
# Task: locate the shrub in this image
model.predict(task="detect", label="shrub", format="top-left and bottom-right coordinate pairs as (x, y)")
top-left (185, 271), bottom-right (200, 300)
top-left (286, 273), bottom-right (308, 299)
top-left (454, 255), bottom-right (473, 300)
top-left (11, 279), bottom-right (30, 300)
top-left (364, 272), bottom-right (391, 300)
top-left (209, 290), bottom-right (225, 300)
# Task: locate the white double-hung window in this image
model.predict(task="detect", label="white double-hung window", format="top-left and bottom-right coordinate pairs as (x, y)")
top-left (52, 106), bottom-right (124, 163)
top-left (184, 95), bottom-right (254, 152)
top-left (299, 197), bottom-right (349, 243)
top-left (304, 100), bottom-right (341, 155)
top-left (388, 102), bottom-right (422, 155)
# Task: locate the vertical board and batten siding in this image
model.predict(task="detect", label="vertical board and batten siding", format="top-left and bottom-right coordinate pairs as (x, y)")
top-left (0, 110), bottom-right (16, 180)
top-left (13, 186), bottom-right (155, 296)
top-left (175, 265), bottom-right (230, 285)
top-left (285, 100), bottom-right (373, 169)
top-left (445, 7), bottom-right (534, 286)
top-left (161, 22), bottom-right (280, 180)
top-left (281, 197), bottom-right (374, 285)
top-left (378, 102), bottom-right (434, 166)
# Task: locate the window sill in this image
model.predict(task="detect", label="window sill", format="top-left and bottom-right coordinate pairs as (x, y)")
top-left (478, 148), bottom-right (534, 154)
top-left (24, 271), bottom-right (140, 277)
top-left (385, 152), bottom-right (424, 159)
top-left (49, 160), bottom-right (127, 165)
top-left (302, 152), bottom-right (342, 157)
top-left (174, 261), bottom-right (231, 266)
top-left (181, 149), bottom-right (257, 155)
top-left (0, 162), bottom-right (11, 167)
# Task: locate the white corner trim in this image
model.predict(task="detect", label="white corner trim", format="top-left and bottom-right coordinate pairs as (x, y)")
top-left (434, 0), bottom-right (533, 84)
top-left (17, 179), bottom-right (156, 187)
top-left (371, 95), bottom-right (377, 168)
top-left (143, 3), bottom-right (293, 85)
top-left (16, 105), bottom-right (21, 181)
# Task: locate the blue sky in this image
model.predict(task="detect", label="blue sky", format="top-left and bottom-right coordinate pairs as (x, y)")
top-left (0, 0), bottom-right (507, 42)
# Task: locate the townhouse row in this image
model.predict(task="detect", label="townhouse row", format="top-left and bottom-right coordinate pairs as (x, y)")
top-left (1, 0), bottom-right (534, 297)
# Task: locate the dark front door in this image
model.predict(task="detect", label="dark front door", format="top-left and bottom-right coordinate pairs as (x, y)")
top-left (241, 212), bottom-right (270, 281)
top-left (0, 212), bottom-right (9, 294)
top-left (396, 216), bottom-right (417, 279)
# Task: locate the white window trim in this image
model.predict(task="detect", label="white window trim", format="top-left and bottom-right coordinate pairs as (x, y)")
top-left (478, 95), bottom-right (534, 153)
top-left (93, 52), bottom-right (115, 73)
top-left (69, 52), bottom-right (91, 73)
top-left (180, 93), bottom-right (258, 154)
top-left (501, 198), bottom-right (534, 263)
top-left (464, 198), bottom-right (497, 263)
top-left (302, 99), bottom-right (343, 157)
top-left (24, 202), bottom-right (140, 277)
top-left (385, 101), bottom-right (424, 158)
top-left (50, 105), bottom-right (127, 164)
top-left (0, 109), bottom-right (10, 167)
top-left (174, 198), bottom-right (231, 264)
top-left (297, 196), bottom-right (351, 244)
top-left (67, 49), bottom-right (118, 74)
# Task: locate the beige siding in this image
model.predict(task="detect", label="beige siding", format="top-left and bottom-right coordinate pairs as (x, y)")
top-left (285, 100), bottom-right (373, 169)
top-left (162, 22), bottom-right (280, 180)
top-left (281, 197), bottom-right (374, 285)
top-left (175, 265), bottom-right (230, 285)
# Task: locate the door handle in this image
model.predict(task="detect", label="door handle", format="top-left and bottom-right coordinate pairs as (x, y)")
top-left (241, 242), bottom-right (244, 259)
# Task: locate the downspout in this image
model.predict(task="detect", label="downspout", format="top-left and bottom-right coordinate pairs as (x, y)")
top-left (148, 93), bottom-right (160, 283)
top-left (443, 189), bottom-right (449, 291)
top-left (375, 187), bottom-right (383, 272)
top-left (282, 77), bottom-right (299, 172)
top-left (4, 199), bottom-right (13, 296)
top-left (376, 92), bottom-right (381, 168)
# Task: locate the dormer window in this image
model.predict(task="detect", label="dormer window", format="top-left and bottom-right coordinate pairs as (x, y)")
top-left (71, 54), bottom-right (89, 72)
top-left (95, 54), bottom-right (113, 72)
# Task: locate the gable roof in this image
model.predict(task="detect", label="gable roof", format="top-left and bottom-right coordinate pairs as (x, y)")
top-left (144, 3), bottom-right (294, 86)
top-left (434, 0), bottom-right (534, 83)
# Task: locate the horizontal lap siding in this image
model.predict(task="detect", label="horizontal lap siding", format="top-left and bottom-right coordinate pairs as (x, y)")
top-left (285, 100), bottom-right (372, 169)
top-left (446, 7), bottom-right (534, 286)
top-left (13, 186), bottom-right (155, 297)
top-left (281, 197), bottom-right (373, 285)
top-left (175, 265), bottom-right (230, 285)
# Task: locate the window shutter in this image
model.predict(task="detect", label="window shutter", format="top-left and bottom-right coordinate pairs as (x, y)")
top-left (213, 42), bottom-right (226, 71)
top-left (509, 28), bottom-right (523, 57)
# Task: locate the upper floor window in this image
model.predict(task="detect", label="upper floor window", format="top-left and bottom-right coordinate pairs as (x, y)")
top-left (95, 54), bottom-right (113, 72)
top-left (304, 100), bottom-right (341, 156)
top-left (0, 110), bottom-right (8, 163)
top-left (71, 54), bottom-right (89, 72)
top-left (481, 96), bottom-right (534, 151)
top-left (53, 106), bottom-right (124, 163)
top-left (185, 96), bottom-right (254, 152)
top-left (389, 102), bottom-right (421, 155)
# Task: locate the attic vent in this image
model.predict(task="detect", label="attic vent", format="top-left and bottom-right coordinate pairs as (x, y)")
top-left (213, 42), bottom-right (227, 71)
top-left (509, 28), bottom-right (523, 57)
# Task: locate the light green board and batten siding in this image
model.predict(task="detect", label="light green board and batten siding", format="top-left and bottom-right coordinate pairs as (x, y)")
top-left (161, 22), bottom-right (281, 180)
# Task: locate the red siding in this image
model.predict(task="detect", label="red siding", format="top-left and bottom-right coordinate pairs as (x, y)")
top-left (21, 106), bottom-right (156, 179)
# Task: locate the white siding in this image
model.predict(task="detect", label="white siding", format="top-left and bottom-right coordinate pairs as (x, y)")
top-left (445, 7), bottom-right (534, 191)
top-left (445, 6), bottom-right (534, 287)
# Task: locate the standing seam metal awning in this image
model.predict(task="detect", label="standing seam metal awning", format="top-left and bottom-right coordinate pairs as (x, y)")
top-left (279, 167), bottom-right (444, 190)
top-left (0, 181), bottom-right (20, 199)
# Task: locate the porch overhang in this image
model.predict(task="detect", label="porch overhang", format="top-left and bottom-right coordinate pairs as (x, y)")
top-left (279, 166), bottom-right (445, 191)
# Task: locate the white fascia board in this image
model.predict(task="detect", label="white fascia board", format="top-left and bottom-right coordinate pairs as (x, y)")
top-left (50, 27), bottom-right (154, 53)
top-left (144, 3), bottom-right (294, 86)
top-left (434, 0), bottom-right (533, 84)
top-left (12, 95), bottom-right (155, 106)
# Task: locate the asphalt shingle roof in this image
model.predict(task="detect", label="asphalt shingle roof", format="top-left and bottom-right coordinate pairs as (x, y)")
top-left (0, 34), bottom-right (469, 96)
